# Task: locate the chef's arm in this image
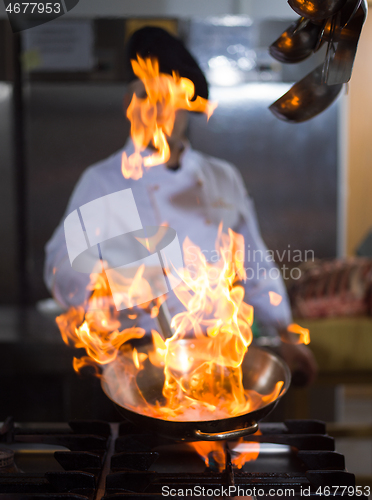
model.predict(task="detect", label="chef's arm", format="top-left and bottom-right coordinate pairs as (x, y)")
top-left (278, 339), bottom-right (318, 386)
top-left (44, 234), bottom-right (91, 309)
top-left (44, 166), bottom-right (105, 309)
top-left (232, 179), bottom-right (317, 385)
top-left (234, 196), bottom-right (292, 332)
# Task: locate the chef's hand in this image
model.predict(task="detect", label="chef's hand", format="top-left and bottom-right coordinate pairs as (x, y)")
top-left (278, 340), bottom-right (318, 387)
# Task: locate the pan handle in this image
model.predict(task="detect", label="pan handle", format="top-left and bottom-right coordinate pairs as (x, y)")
top-left (194, 422), bottom-right (259, 441)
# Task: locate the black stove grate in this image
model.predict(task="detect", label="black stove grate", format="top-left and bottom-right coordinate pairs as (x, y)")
top-left (0, 418), bottom-right (361, 499)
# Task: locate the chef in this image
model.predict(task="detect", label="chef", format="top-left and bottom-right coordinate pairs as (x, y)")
top-left (44, 27), bottom-right (317, 385)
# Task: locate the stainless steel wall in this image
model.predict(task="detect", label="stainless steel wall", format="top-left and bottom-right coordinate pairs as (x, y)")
top-left (186, 17), bottom-right (339, 264)
top-left (189, 84), bottom-right (339, 260)
top-left (25, 83), bottom-right (129, 301)
top-left (0, 83), bottom-right (18, 303)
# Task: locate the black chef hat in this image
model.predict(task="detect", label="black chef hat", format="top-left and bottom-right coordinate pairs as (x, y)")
top-left (125, 26), bottom-right (209, 100)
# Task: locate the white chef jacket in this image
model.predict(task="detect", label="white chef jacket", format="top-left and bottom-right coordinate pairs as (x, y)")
top-left (44, 140), bottom-right (292, 333)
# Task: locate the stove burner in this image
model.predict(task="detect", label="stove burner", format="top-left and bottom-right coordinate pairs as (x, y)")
top-left (0, 418), bottom-right (356, 499)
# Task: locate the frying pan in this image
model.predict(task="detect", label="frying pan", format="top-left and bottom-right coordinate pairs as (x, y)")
top-left (101, 343), bottom-right (291, 441)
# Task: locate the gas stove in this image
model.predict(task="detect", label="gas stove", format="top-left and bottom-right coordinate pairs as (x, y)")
top-left (0, 418), bottom-right (359, 499)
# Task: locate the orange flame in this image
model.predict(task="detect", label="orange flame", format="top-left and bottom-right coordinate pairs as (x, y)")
top-left (232, 440), bottom-right (260, 469)
top-left (121, 56), bottom-right (217, 180)
top-left (57, 227), bottom-right (287, 465)
top-left (56, 272), bottom-right (146, 372)
top-left (189, 429), bottom-right (262, 471)
top-left (93, 227), bottom-right (284, 423)
top-left (151, 227), bottom-right (257, 420)
top-left (281, 323), bottom-right (310, 345)
top-left (190, 440), bottom-right (226, 471)
top-left (57, 226), bottom-right (283, 421)
top-left (132, 348), bottom-right (147, 370)
top-left (269, 291), bottom-right (283, 306)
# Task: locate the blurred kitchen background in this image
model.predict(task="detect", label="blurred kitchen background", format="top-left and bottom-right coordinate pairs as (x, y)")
top-left (0, 0), bottom-right (371, 488)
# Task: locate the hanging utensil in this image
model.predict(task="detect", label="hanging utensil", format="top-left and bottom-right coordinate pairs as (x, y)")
top-left (288, 0), bottom-right (348, 21)
top-left (314, 16), bottom-right (334, 51)
top-left (321, 14), bottom-right (338, 83)
top-left (326, 0), bottom-right (367, 85)
top-left (270, 17), bottom-right (322, 63)
top-left (269, 0), bottom-right (367, 122)
top-left (269, 64), bottom-right (343, 123)
top-left (339, 0), bottom-right (362, 28)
